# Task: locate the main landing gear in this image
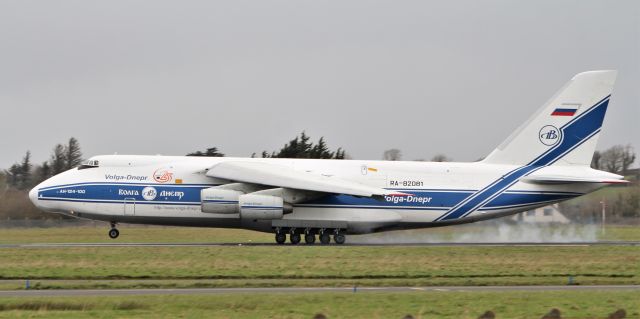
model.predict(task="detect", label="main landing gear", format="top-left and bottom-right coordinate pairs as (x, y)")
top-left (275, 232), bottom-right (286, 244)
top-left (274, 228), bottom-right (346, 245)
top-left (108, 222), bottom-right (119, 239)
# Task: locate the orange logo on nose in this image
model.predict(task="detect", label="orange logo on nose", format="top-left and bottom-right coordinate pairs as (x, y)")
top-left (153, 168), bottom-right (174, 183)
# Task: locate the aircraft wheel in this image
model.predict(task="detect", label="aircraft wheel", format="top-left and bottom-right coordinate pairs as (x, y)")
top-left (304, 233), bottom-right (316, 244)
top-left (275, 233), bottom-right (286, 245)
top-left (334, 233), bottom-right (346, 245)
top-left (108, 228), bottom-right (119, 239)
top-left (290, 233), bottom-right (301, 245)
top-left (319, 232), bottom-right (331, 245)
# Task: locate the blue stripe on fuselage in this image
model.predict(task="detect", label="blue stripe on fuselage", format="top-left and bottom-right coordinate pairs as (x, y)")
top-left (38, 184), bottom-right (211, 203)
top-left (37, 183), bottom-right (579, 212)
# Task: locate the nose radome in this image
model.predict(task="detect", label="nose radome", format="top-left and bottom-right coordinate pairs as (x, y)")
top-left (29, 187), bottom-right (39, 206)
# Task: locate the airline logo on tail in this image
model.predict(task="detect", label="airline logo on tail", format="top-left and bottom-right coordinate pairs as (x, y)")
top-left (539, 125), bottom-right (560, 146)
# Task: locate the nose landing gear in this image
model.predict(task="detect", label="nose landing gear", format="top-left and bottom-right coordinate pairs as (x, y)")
top-left (108, 222), bottom-right (119, 239)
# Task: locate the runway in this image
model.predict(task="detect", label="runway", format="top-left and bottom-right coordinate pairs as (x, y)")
top-left (0, 241), bottom-right (639, 248)
top-left (0, 285), bottom-right (638, 297)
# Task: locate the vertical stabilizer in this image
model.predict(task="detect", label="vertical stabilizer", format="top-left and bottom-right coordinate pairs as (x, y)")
top-left (483, 70), bottom-right (617, 167)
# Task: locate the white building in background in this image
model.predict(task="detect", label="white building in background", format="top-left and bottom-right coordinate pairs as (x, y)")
top-left (512, 204), bottom-right (570, 224)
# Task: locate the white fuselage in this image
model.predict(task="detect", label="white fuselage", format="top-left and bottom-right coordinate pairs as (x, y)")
top-left (29, 155), bottom-right (604, 234)
top-left (29, 70), bottom-right (623, 240)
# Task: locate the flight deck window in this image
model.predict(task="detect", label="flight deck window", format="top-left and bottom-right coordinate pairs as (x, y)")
top-left (78, 160), bottom-right (99, 170)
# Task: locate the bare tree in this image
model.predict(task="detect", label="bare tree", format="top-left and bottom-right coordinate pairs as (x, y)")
top-left (383, 149), bottom-right (402, 161)
top-left (621, 144), bottom-right (636, 175)
top-left (591, 150), bottom-right (602, 169)
top-left (599, 144), bottom-right (636, 175)
top-left (431, 154), bottom-right (451, 162)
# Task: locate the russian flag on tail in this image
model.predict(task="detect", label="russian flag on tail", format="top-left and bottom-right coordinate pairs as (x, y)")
top-left (551, 107), bottom-right (578, 116)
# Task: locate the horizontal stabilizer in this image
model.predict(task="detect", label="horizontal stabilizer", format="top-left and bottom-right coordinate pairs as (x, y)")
top-left (521, 175), bottom-right (628, 185)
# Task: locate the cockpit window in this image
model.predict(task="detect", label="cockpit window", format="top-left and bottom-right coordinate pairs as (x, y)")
top-left (78, 159), bottom-right (100, 170)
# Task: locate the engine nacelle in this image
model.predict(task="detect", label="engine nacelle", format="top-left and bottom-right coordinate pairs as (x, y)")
top-left (239, 194), bottom-right (291, 220)
top-left (201, 188), bottom-right (242, 214)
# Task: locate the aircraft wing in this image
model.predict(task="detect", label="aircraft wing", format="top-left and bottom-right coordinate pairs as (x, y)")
top-left (205, 161), bottom-right (403, 197)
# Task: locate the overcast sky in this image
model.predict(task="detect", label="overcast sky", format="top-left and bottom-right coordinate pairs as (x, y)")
top-left (1, 0), bottom-right (638, 168)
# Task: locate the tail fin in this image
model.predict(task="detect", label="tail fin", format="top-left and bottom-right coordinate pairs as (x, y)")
top-left (483, 70), bottom-right (617, 167)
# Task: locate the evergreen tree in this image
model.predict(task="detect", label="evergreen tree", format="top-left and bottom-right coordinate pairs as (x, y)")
top-left (186, 147), bottom-right (224, 157)
top-left (65, 137), bottom-right (83, 169)
top-left (333, 148), bottom-right (346, 159)
top-left (51, 144), bottom-right (67, 175)
top-left (35, 161), bottom-right (51, 183)
top-left (310, 137), bottom-right (331, 159)
top-left (6, 164), bottom-right (21, 188)
top-left (18, 151), bottom-right (32, 189)
top-left (268, 132), bottom-right (346, 159)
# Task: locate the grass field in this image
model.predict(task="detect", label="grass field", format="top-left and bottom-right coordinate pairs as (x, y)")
top-left (0, 290), bottom-right (638, 318)
top-left (0, 225), bottom-right (638, 289)
top-left (0, 225), bottom-right (638, 318)
top-left (0, 242), bottom-right (638, 289)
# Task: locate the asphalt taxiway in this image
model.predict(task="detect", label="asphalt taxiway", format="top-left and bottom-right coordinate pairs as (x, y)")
top-left (0, 241), bottom-right (638, 248)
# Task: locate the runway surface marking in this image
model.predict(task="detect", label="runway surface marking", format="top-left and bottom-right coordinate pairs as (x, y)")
top-left (1, 241), bottom-right (638, 248)
top-left (0, 285), bottom-right (638, 297)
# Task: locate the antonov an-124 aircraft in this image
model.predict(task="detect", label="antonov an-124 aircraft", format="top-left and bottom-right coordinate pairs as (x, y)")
top-left (30, 71), bottom-right (625, 244)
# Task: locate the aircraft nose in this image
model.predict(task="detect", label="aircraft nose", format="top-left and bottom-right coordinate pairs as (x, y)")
top-left (29, 186), bottom-right (39, 206)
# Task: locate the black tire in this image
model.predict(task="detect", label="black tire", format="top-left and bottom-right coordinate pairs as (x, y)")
top-left (290, 233), bottom-right (301, 244)
top-left (108, 228), bottom-right (119, 239)
top-left (319, 233), bottom-right (331, 245)
top-left (334, 233), bottom-right (346, 245)
top-left (275, 233), bottom-right (286, 244)
top-left (304, 233), bottom-right (316, 244)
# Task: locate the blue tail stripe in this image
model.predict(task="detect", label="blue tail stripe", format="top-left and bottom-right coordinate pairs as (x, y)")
top-left (436, 95), bottom-right (609, 221)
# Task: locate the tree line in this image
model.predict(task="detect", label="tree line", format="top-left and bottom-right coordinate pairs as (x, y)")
top-left (4, 138), bottom-right (83, 191)
top-left (0, 138), bottom-right (83, 220)
top-left (188, 132), bottom-right (347, 159)
top-left (382, 148), bottom-right (452, 162)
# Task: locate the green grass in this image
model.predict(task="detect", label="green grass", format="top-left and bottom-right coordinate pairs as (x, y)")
top-left (0, 245), bottom-right (638, 288)
top-left (0, 290), bottom-right (638, 318)
top-left (599, 225), bottom-right (640, 241)
top-left (0, 225), bottom-right (638, 289)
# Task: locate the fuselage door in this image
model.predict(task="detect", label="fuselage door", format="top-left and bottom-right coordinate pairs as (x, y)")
top-left (124, 198), bottom-right (136, 216)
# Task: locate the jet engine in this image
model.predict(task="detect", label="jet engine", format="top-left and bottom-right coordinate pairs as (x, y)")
top-left (239, 194), bottom-right (292, 220)
top-left (201, 188), bottom-right (242, 214)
